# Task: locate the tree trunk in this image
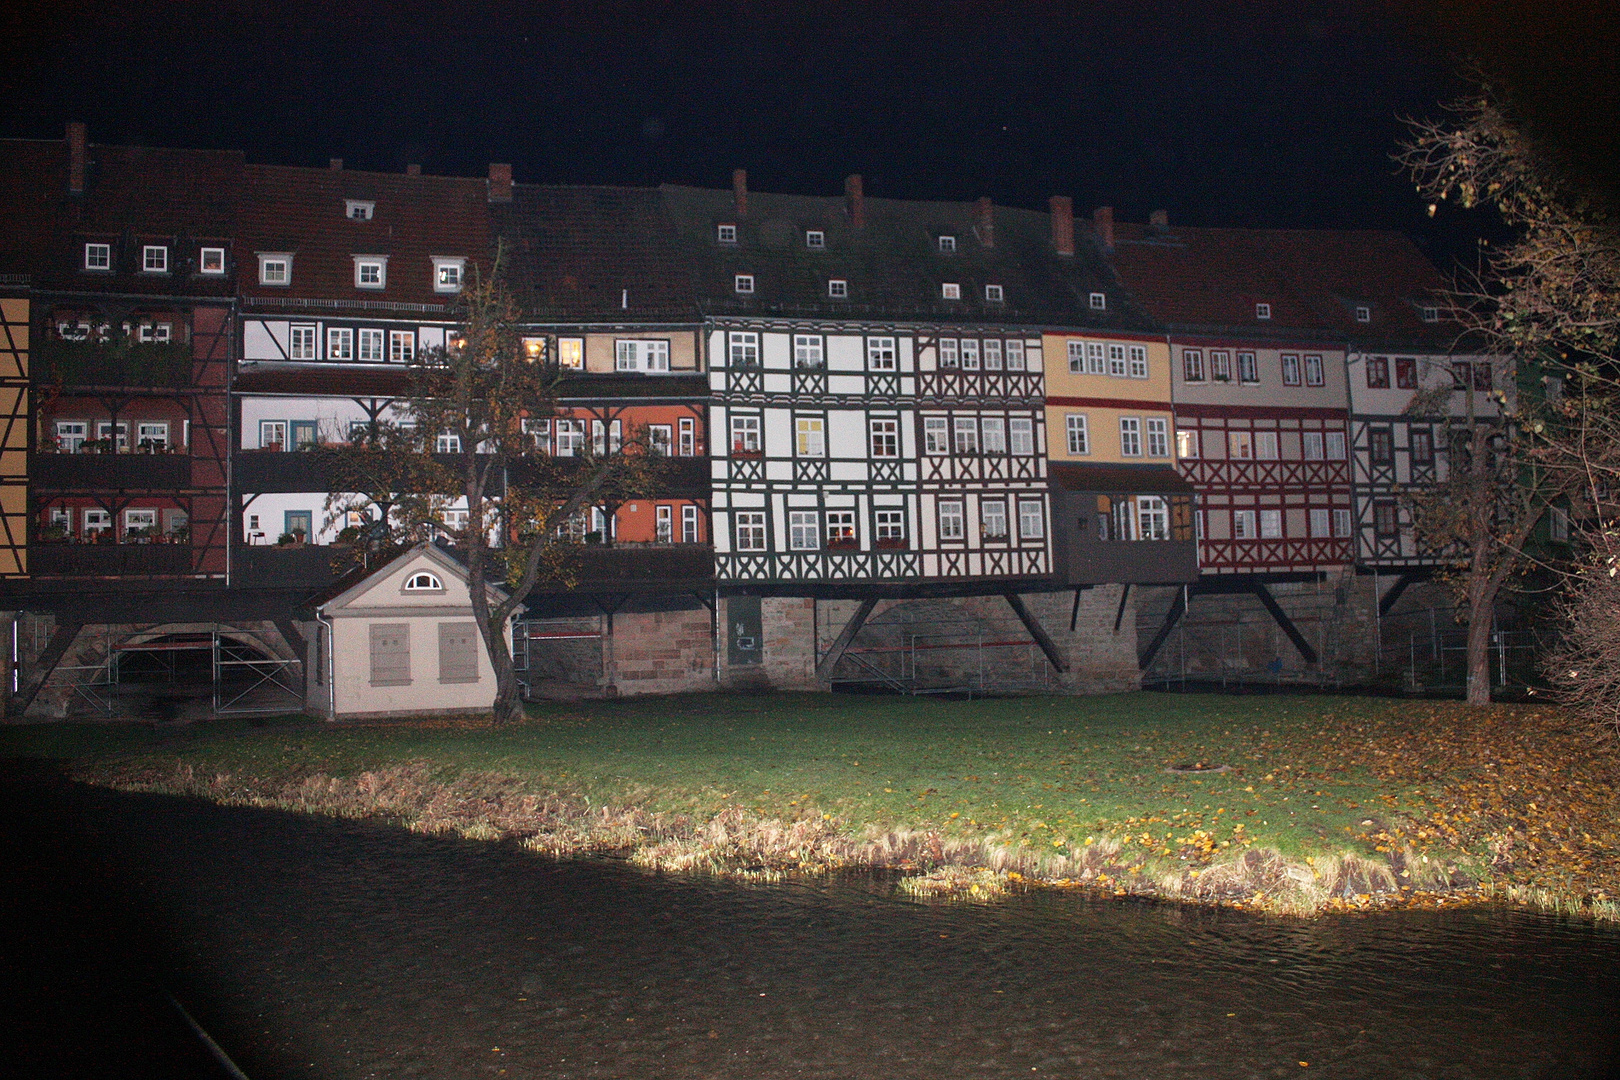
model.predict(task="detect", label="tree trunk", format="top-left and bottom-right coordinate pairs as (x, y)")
top-left (1465, 592), bottom-right (1494, 705)
top-left (489, 631), bottom-right (524, 724)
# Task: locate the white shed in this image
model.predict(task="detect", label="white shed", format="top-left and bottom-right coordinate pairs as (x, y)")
top-left (306, 542), bottom-right (511, 720)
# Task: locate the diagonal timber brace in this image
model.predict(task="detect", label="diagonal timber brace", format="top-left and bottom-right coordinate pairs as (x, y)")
top-left (10, 620), bottom-right (83, 717)
top-left (1138, 589), bottom-right (1186, 670)
top-left (816, 597), bottom-right (877, 682)
top-left (1003, 593), bottom-right (1068, 673)
top-left (1249, 581), bottom-right (1319, 664)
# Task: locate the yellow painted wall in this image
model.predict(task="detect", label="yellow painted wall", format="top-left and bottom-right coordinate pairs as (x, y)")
top-left (1046, 403), bottom-right (1177, 464)
top-left (578, 330), bottom-right (700, 373)
top-left (1042, 332), bottom-right (1174, 465)
top-left (1042, 333), bottom-right (1172, 402)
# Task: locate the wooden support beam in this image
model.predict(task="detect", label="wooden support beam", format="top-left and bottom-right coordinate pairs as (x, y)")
top-left (816, 597), bottom-right (877, 682)
top-left (1138, 589), bottom-right (1186, 670)
top-left (1069, 586), bottom-right (1086, 632)
top-left (1249, 581), bottom-right (1319, 664)
top-left (10, 620), bottom-right (83, 717)
top-left (1112, 582), bottom-right (1132, 633)
top-left (1378, 571), bottom-right (1417, 617)
top-left (1003, 593), bottom-right (1068, 673)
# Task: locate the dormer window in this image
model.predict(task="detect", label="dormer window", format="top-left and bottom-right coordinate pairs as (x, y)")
top-left (806, 230), bottom-right (825, 249)
top-left (1255, 302), bottom-right (1272, 320)
top-left (734, 274), bottom-right (754, 294)
top-left (84, 243), bottom-right (111, 271)
top-left (828, 279), bottom-right (848, 298)
top-left (142, 245), bottom-right (168, 273)
top-left (1420, 305), bottom-right (1439, 323)
top-left (938, 235), bottom-right (957, 253)
top-left (258, 253), bottom-right (292, 286)
top-left (1089, 292), bottom-right (1107, 310)
top-left (432, 257), bottom-right (465, 293)
top-left (403, 571), bottom-right (444, 591)
top-left (199, 247), bottom-right (225, 275)
top-left (354, 256), bottom-right (388, 290)
top-left (941, 282), bottom-right (961, 300)
top-left (1355, 305), bottom-right (1371, 323)
top-left (984, 284), bottom-right (1004, 302)
top-left (346, 200), bottom-right (375, 221)
top-left (717, 223), bottom-right (737, 244)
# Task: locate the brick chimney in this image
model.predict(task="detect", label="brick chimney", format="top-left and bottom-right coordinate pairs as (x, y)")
top-left (406, 163), bottom-right (421, 176)
top-left (488, 163), bottom-right (513, 203)
top-left (1093, 205), bottom-right (1115, 251)
top-left (844, 174), bottom-right (865, 229)
top-left (329, 157), bottom-right (343, 171)
top-left (1049, 196), bottom-right (1074, 257)
top-left (974, 196), bottom-right (994, 248)
top-left (733, 168), bottom-right (748, 218)
top-left (67, 122), bottom-right (86, 195)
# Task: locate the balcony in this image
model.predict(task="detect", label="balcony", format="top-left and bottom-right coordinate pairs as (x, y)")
top-left (235, 449), bottom-right (500, 494)
top-left (559, 543), bottom-right (715, 590)
top-left (1060, 539), bottom-right (1200, 586)
top-left (31, 452), bottom-right (192, 490)
top-left (37, 338), bottom-right (193, 389)
top-left (233, 544), bottom-right (348, 590)
top-left (30, 542), bottom-right (193, 577)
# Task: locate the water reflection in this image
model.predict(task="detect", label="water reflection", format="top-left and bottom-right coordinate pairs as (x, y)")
top-left (90, 789), bottom-right (1620, 1079)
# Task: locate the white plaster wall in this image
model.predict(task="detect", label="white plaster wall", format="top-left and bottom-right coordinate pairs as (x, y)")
top-left (328, 614), bottom-right (501, 716)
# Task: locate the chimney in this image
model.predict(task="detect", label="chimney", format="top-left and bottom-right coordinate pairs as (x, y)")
top-left (406, 163), bottom-right (421, 176)
top-left (67, 122), bottom-right (86, 195)
top-left (732, 168), bottom-right (748, 218)
top-left (488, 163), bottom-right (513, 203)
top-left (1093, 205), bottom-right (1115, 251)
top-left (1049, 196), bottom-right (1074, 257)
top-left (844, 174), bottom-right (865, 229)
top-left (974, 196), bottom-right (995, 248)
top-left (1149, 208), bottom-right (1168, 230)
top-left (329, 157), bottom-right (343, 171)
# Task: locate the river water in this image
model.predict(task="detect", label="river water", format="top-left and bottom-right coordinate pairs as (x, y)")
top-left (6, 769), bottom-right (1620, 1079)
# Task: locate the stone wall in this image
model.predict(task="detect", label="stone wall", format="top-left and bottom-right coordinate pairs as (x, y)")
top-left (605, 607), bottom-right (716, 696)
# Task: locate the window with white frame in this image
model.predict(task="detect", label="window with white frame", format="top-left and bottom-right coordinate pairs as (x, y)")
top-left (983, 340), bottom-right (1002, 370)
top-left (866, 337), bottom-right (897, 371)
top-left (730, 414), bottom-right (761, 454)
top-left (735, 511), bottom-right (767, 551)
top-left (404, 571), bottom-right (444, 591)
top-left (1304, 354), bottom-right (1325, 386)
top-left (939, 339), bottom-right (959, 368)
top-left (84, 243), bottom-right (111, 271)
top-left (795, 416), bottom-right (825, 457)
top-left (985, 284), bottom-right (1003, 302)
top-left (981, 499), bottom-right (1008, 540)
top-left (345, 200), bottom-right (374, 221)
top-left (941, 282), bottom-right (961, 300)
top-left (358, 328), bottom-right (384, 362)
top-left (1018, 499), bottom-right (1045, 540)
top-left (729, 331), bottom-right (760, 367)
top-left (1281, 353), bottom-right (1301, 386)
top-left (260, 420), bottom-right (287, 450)
top-left (96, 421), bottom-right (128, 450)
top-left (1005, 339), bottom-right (1025, 370)
top-left (648, 424), bottom-right (673, 456)
top-left (923, 417), bottom-right (949, 455)
top-left (682, 504), bottom-right (699, 543)
top-left (258, 254), bottom-right (291, 285)
top-left (678, 417), bottom-right (696, 456)
top-left (433, 257), bottom-right (465, 292)
top-left (875, 509), bottom-right (905, 544)
top-left (523, 418), bottom-right (551, 453)
top-left (1009, 416), bottom-right (1034, 455)
top-left (1108, 343), bottom-right (1127, 377)
top-left (1310, 508), bottom-right (1331, 538)
top-left (717, 224), bottom-right (737, 244)
top-left (806, 230), bottom-right (824, 249)
top-left (1303, 432), bottom-right (1324, 460)
top-left (953, 416), bottom-right (979, 454)
top-left (938, 500), bottom-right (965, 540)
top-left (1228, 430), bottom-right (1253, 459)
top-left (136, 322), bottom-right (171, 343)
top-left (1355, 305), bottom-right (1371, 323)
top-left (1128, 344), bottom-right (1148, 378)
top-left (142, 245), bottom-right (168, 273)
top-left (200, 247), bottom-right (225, 274)
top-left (959, 339), bottom-right (979, 370)
top-left (789, 510), bottom-right (820, 551)
top-left (389, 330), bottom-right (414, 363)
top-left (938, 235), bottom-right (956, 252)
top-left (1119, 417), bottom-right (1142, 456)
top-left (136, 422), bottom-right (168, 450)
top-left (1325, 431), bottom-right (1347, 459)
top-left (327, 327), bottom-right (353, 360)
top-left (733, 274), bottom-right (754, 294)
top-left (556, 338), bottom-right (583, 369)
top-left (555, 419), bottom-right (584, 457)
top-left (615, 339), bottom-right (670, 372)
top-left (1089, 292), bottom-right (1106, 310)
top-left (1233, 509), bottom-right (1257, 539)
top-left (1256, 302), bottom-right (1272, 319)
top-left (1066, 414), bottom-right (1089, 455)
top-left (1259, 508), bottom-right (1283, 538)
top-left (825, 510), bottom-right (856, 547)
top-left (289, 324), bottom-right (317, 360)
top-left (1238, 351), bottom-right (1259, 384)
top-left (1420, 305), bottom-right (1439, 323)
top-left (1255, 431), bottom-right (1279, 460)
top-left (84, 509), bottom-right (111, 535)
top-left (355, 258), bottom-right (386, 289)
top-left (1210, 351), bottom-right (1232, 381)
top-left (436, 431), bottom-right (461, 454)
top-left (1138, 496), bottom-right (1170, 540)
top-left (1085, 341), bottom-right (1105, 375)
top-left (869, 418), bottom-right (899, 458)
top-left (827, 279), bottom-right (848, 298)
top-left (1333, 508), bottom-right (1352, 537)
top-left (125, 508), bottom-right (158, 533)
top-left (54, 420), bottom-right (87, 453)
top-left (793, 334), bottom-right (823, 368)
top-left (1183, 349), bottom-right (1205, 382)
top-left (654, 505), bottom-right (673, 543)
top-left (1145, 417), bottom-right (1168, 457)
top-left (1066, 341), bottom-right (1084, 374)
top-left (591, 419), bottom-right (622, 455)
top-left (980, 416), bottom-right (1006, 454)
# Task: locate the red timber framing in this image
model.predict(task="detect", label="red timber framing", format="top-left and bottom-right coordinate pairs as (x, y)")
top-left (0, 297), bottom-right (29, 576)
top-left (1174, 403), bottom-right (1354, 575)
top-left (188, 305), bottom-right (232, 576)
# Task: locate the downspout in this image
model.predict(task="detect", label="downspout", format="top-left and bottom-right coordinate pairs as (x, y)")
top-left (316, 608), bottom-right (336, 718)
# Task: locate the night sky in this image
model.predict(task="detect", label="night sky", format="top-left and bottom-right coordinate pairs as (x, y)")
top-left (4, 1), bottom-right (1615, 265)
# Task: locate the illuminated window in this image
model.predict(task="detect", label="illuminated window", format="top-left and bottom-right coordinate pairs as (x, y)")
top-left (557, 338), bottom-right (583, 369)
top-left (200, 248), bottom-right (225, 274)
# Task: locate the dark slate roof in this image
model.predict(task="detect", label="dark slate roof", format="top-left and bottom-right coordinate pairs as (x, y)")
top-left (659, 184), bottom-right (1154, 330)
top-left (239, 165), bottom-right (490, 307)
top-left (1108, 222), bottom-right (1461, 348)
top-left (1049, 462), bottom-right (1195, 494)
top-left (494, 184), bottom-right (697, 323)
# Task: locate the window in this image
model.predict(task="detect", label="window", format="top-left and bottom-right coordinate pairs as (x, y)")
top-left (1333, 509), bottom-right (1353, 537)
top-left (190, 244), bottom-right (222, 273)
top-left (1471, 362), bottom-right (1493, 391)
top-left (1089, 292), bottom-right (1106, 310)
top-left (84, 509), bottom-right (111, 536)
top-left (717, 224), bottom-right (737, 243)
top-left (1018, 500), bottom-right (1045, 540)
top-left (1237, 351), bottom-right (1259, 384)
top-left (985, 284), bottom-right (1004, 302)
top-left (1303, 432), bottom-right (1324, 461)
top-left (555, 419), bottom-right (584, 457)
top-left (615, 340), bottom-right (670, 372)
top-left (806, 230), bottom-right (825, 249)
top-left (433, 258), bottom-right (465, 293)
top-left (369, 624), bottom-right (411, 686)
top-left (827, 279), bottom-right (848, 298)
top-left (1420, 305), bottom-right (1440, 323)
top-left (1370, 427), bottom-right (1394, 463)
top-left (289, 324), bottom-right (317, 360)
top-left (57, 321), bottom-right (90, 340)
top-left (1256, 302), bottom-right (1271, 320)
top-left (722, 332), bottom-right (756, 368)
top-left (953, 416), bottom-right (979, 454)
top-left (981, 499), bottom-right (1009, 539)
top-left (979, 416), bottom-right (1006, 454)
top-left (866, 337), bottom-right (897, 371)
top-left (735, 511), bottom-right (767, 551)
top-left (1210, 351), bottom-right (1232, 382)
top-left (1395, 358), bottom-right (1418, 389)
top-left (1176, 429), bottom-right (1198, 459)
top-left (258, 254), bottom-right (290, 285)
top-left (1005, 340), bottom-right (1025, 370)
top-left (1325, 431), bottom-right (1346, 460)
top-left (1549, 506), bottom-right (1570, 542)
top-left (1009, 416), bottom-right (1034, 455)
top-left (327, 327), bottom-right (353, 360)
top-left (1233, 509), bottom-right (1257, 539)
top-left (983, 340), bottom-right (1002, 371)
top-left (678, 417), bottom-right (696, 456)
top-left (556, 338), bottom-right (583, 369)
top-left (938, 500), bottom-right (965, 540)
top-left (924, 417), bottom-right (949, 454)
top-left (405, 572), bottom-right (444, 591)
top-left (1183, 349), bottom-right (1205, 382)
top-left (682, 504), bottom-right (699, 543)
top-left (290, 421), bottom-right (316, 450)
top-left (1108, 343), bottom-right (1127, 377)
top-left (789, 511), bottom-right (820, 551)
top-left (136, 322), bottom-right (171, 343)
top-left (358, 328), bottom-right (384, 362)
top-left (1304, 354), bottom-right (1325, 386)
top-left (939, 339), bottom-right (959, 368)
top-left (346, 200), bottom-right (375, 221)
top-left (1411, 428), bottom-right (1434, 464)
top-left (1255, 431), bottom-right (1278, 460)
top-left (54, 420), bottom-right (87, 453)
top-left (436, 431), bottom-right (461, 454)
top-left (1366, 357), bottom-right (1390, 388)
top-left (260, 420), bottom-right (287, 450)
top-left (1146, 417), bottom-right (1169, 457)
top-left (1355, 305), bottom-right (1371, 323)
top-left (875, 509), bottom-right (905, 544)
top-left (938, 235), bottom-right (956, 252)
top-left (730, 415), bottom-right (761, 454)
top-left (1228, 431), bottom-right (1253, 460)
top-left (870, 418), bottom-right (899, 458)
top-left (1119, 417), bottom-right (1142, 457)
top-left (793, 334), bottom-right (824, 368)
top-left (648, 424), bottom-right (673, 456)
top-left (1085, 342), bottom-right (1105, 375)
top-left (941, 283), bottom-right (961, 300)
top-left (734, 274), bottom-right (754, 294)
top-left (142, 245), bottom-right (168, 273)
top-left (84, 243), bottom-right (111, 271)
top-left (591, 419), bottom-right (622, 455)
top-left (523, 418), bottom-right (551, 453)
top-left (389, 330), bottom-right (414, 363)
top-left (1374, 501), bottom-right (1399, 537)
top-left (355, 258), bottom-right (386, 289)
top-left (1066, 415), bottom-right (1089, 455)
top-left (1129, 344), bottom-right (1148, 379)
top-left (124, 508), bottom-right (158, 534)
top-left (1281, 354), bottom-right (1301, 386)
top-left (1310, 508), bottom-right (1331, 538)
top-left (825, 510), bottom-right (856, 548)
top-left (1256, 508), bottom-right (1282, 539)
top-left (959, 339), bottom-right (979, 370)
top-left (1138, 496), bottom-right (1170, 541)
top-left (1066, 341), bottom-right (1084, 374)
top-left (795, 416), bottom-right (825, 457)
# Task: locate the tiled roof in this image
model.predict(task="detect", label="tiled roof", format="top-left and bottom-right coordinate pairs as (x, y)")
top-left (239, 165), bottom-right (490, 307)
top-left (1109, 222), bottom-right (1459, 347)
top-left (660, 184), bottom-right (1154, 330)
top-left (493, 185), bottom-right (697, 323)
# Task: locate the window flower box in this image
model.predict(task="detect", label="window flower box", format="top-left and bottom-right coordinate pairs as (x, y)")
top-left (825, 537), bottom-right (859, 551)
top-left (731, 447), bottom-right (763, 459)
top-left (874, 537), bottom-right (908, 550)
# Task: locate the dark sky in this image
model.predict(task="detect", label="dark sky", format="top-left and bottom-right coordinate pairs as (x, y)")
top-left (4, 0), bottom-right (1615, 262)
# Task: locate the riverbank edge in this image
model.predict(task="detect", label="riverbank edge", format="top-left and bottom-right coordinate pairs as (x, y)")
top-left (78, 758), bottom-right (1620, 922)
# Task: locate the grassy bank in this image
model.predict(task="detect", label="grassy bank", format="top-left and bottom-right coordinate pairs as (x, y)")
top-left (12, 692), bottom-right (1618, 919)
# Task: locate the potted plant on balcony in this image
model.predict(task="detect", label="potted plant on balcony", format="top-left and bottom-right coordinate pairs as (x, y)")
top-left (38, 522), bottom-right (68, 543)
top-left (825, 535), bottom-right (859, 551)
top-left (264, 441), bottom-right (284, 453)
top-left (731, 443), bottom-right (763, 460)
top-left (874, 536), bottom-right (908, 550)
top-left (125, 524), bottom-right (153, 544)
